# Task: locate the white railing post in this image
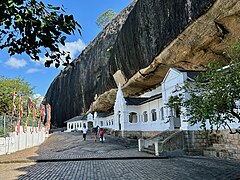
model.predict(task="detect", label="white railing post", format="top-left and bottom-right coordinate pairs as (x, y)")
top-left (138, 138), bottom-right (143, 151)
top-left (155, 142), bottom-right (159, 156)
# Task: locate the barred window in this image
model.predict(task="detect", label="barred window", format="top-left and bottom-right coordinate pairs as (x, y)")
top-left (151, 109), bottom-right (157, 121)
top-left (129, 112), bottom-right (138, 123)
top-left (143, 111), bottom-right (148, 122)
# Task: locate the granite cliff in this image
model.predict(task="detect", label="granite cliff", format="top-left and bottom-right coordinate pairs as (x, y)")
top-left (45, 0), bottom-right (240, 127)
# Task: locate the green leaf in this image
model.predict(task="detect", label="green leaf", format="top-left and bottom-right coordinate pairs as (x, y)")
top-left (60, 36), bottom-right (66, 45)
top-left (0, 0), bottom-right (81, 67)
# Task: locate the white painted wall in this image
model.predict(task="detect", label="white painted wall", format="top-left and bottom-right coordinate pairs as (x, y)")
top-left (95, 115), bottom-right (114, 129)
top-left (92, 68), bottom-right (240, 133)
top-left (162, 68), bottom-right (185, 130)
top-left (0, 126), bottom-right (48, 155)
top-left (125, 99), bottom-right (162, 131)
top-left (65, 120), bottom-right (88, 132)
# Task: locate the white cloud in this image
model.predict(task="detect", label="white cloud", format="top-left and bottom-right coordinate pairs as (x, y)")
top-left (59, 39), bottom-right (86, 59)
top-left (26, 68), bottom-right (42, 74)
top-left (5, 57), bottom-right (27, 68)
top-left (33, 93), bottom-right (44, 105)
top-left (36, 39), bottom-right (86, 67)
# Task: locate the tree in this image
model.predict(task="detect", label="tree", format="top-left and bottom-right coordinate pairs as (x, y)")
top-left (0, 0), bottom-right (81, 68)
top-left (96, 9), bottom-right (117, 29)
top-left (0, 76), bottom-right (34, 115)
top-left (168, 42), bottom-right (240, 134)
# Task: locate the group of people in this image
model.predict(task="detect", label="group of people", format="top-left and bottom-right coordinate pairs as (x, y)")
top-left (82, 125), bottom-right (105, 143)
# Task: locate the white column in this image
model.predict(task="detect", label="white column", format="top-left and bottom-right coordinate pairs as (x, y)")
top-left (138, 138), bottom-right (143, 152)
top-left (154, 142), bottom-right (159, 156)
top-left (121, 110), bottom-right (129, 131)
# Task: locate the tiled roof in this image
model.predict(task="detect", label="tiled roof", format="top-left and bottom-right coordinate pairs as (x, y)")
top-left (125, 93), bottom-right (162, 105)
top-left (178, 69), bottom-right (203, 80)
top-left (64, 115), bottom-right (87, 123)
top-left (97, 112), bottom-right (114, 118)
top-left (125, 97), bottom-right (149, 105)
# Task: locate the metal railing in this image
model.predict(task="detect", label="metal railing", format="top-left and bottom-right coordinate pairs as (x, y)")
top-left (0, 114), bottom-right (39, 137)
top-left (0, 114), bottom-right (12, 137)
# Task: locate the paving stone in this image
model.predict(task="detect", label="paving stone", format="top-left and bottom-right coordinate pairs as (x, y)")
top-left (0, 132), bottom-right (240, 179)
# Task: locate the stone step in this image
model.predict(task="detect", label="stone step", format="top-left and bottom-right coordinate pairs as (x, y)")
top-left (203, 149), bottom-right (237, 159)
top-left (205, 147), bottom-right (228, 153)
top-left (147, 145), bottom-right (155, 151)
top-left (147, 130), bottom-right (176, 142)
top-left (212, 143), bottom-right (240, 151)
top-left (142, 148), bottom-right (155, 155)
top-left (212, 143), bottom-right (226, 149)
top-left (203, 149), bottom-right (217, 157)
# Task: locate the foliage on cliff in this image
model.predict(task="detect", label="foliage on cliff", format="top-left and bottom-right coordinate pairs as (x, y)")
top-left (96, 9), bottom-right (117, 29)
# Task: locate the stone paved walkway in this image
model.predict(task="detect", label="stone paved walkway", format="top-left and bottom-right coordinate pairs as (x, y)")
top-left (0, 132), bottom-right (240, 180)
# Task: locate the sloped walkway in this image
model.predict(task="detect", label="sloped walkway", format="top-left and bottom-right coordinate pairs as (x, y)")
top-left (0, 132), bottom-right (154, 163)
top-left (35, 132), bottom-right (154, 160)
top-left (0, 132), bottom-right (240, 180)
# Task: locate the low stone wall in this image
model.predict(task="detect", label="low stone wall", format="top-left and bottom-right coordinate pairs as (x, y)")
top-left (113, 130), bottom-right (161, 139)
top-left (0, 126), bottom-right (48, 155)
top-left (183, 130), bottom-right (240, 160)
top-left (118, 129), bottom-right (240, 160)
top-left (183, 130), bottom-right (211, 156)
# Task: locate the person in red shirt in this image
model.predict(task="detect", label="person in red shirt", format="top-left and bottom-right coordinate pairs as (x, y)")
top-left (99, 128), bottom-right (104, 143)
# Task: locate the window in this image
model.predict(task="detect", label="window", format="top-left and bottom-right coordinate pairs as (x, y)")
top-left (151, 109), bottom-right (157, 121)
top-left (118, 111), bottom-right (121, 130)
top-left (100, 121), bottom-right (103, 126)
top-left (129, 112), bottom-right (138, 123)
top-left (143, 111), bottom-right (148, 122)
top-left (160, 107), bottom-right (164, 120)
top-left (111, 120), bottom-right (114, 125)
top-left (118, 111), bottom-right (121, 122)
top-left (175, 107), bottom-right (181, 118)
top-left (106, 122), bottom-right (108, 126)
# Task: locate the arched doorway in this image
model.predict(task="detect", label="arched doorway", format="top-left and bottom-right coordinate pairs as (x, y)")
top-left (87, 121), bottom-right (93, 131)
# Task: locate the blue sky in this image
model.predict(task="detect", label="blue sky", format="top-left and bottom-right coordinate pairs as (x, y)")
top-left (0, 0), bottom-right (132, 99)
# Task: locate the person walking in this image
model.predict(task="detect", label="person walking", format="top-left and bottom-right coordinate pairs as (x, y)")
top-left (99, 128), bottom-right (104, 143)
top-left (82, 125), bottom-right (88, 141)
top-left (94, 126), bottom-right (99, 142)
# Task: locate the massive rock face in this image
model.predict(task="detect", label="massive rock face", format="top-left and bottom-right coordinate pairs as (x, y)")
top-left (45, 0), bottom-right (240, 128)
top-left (92, 0), bottom-right (240, 112)
top-left (45, 2), bottom-right (137, 127)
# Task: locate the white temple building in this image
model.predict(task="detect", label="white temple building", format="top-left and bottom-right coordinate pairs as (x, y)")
top-left (64, 115), bottom-right (94, 132)
top-left (90, 68), bottom-right (201, 133)
top-left (65, 68), bottom-right (240, 135)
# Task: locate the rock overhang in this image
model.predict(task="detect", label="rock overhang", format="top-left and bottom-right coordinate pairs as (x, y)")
top-left (91, 0), bottom-right (240, 113)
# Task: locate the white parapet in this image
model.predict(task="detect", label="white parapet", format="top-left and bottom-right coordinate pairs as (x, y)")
top-left (0, 126), bottom-right (48, 155)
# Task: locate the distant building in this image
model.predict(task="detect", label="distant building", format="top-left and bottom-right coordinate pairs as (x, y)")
top-left (64, 115), bottom-right (94, 132)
